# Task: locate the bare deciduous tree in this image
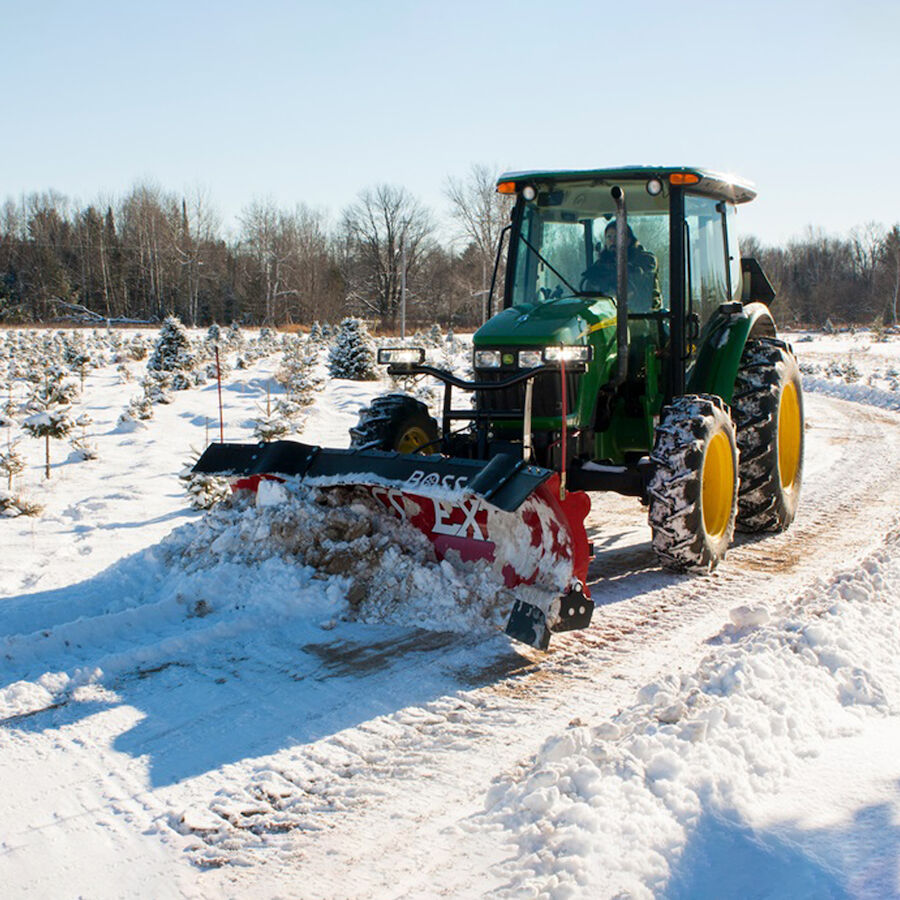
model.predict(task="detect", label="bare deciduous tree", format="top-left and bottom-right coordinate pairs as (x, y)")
top-left (239, 199), bottom-right (300, 324)
top-left (445, 163), bottom-right (513, 321)
top-left (339, 185), bottom-right (434, 328)
top-left (174, 187), bottom-right (220, 326)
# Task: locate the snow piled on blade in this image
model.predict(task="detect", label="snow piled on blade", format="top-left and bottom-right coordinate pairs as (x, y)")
top-left (479, 521), bottom-right (900, 900)
top-left (171, 482), bottom-right (534, 633)
top-left (0, 483), bottom-right (549, 722)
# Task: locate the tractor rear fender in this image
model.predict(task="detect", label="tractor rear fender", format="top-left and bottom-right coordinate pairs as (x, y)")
top-left (686, 302), bottom-right (776, 404)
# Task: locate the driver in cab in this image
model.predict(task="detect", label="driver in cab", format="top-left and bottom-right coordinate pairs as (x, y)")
top-left (581, 221), bottom-right (661, 311)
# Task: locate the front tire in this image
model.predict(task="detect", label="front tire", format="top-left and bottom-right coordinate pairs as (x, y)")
top-left (732, 339), bottom-right (804, 532)
top-left (648, 394), bottom-right (738, 572)
top-left (349, 394), bottom-right (439, 453)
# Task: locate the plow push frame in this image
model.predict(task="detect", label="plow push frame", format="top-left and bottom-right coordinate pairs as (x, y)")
top-left (193, 352), bottom-right (597, 650)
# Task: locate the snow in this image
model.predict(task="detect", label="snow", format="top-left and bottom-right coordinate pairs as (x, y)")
top-left (482, 523), bottom-right (900, 898)
top-left (1, 326), bottom-right (900, 898)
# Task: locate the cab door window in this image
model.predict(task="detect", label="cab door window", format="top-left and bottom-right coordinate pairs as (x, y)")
top-left (684, 194), bottom-right (729, 325)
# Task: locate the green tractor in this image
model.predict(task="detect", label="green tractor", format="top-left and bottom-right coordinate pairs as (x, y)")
top-left (196, 167), bottom-right (803, 649)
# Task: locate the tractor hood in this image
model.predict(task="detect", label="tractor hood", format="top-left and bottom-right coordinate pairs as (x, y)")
top-left (474, 296), bottom-right (616, 347)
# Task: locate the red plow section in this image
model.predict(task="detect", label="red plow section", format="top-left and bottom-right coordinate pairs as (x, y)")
top-left (194, 441), bottom-right (594, 648)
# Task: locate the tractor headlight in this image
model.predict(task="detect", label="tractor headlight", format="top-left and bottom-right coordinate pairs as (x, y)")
top-left (517, 349), bottom-right (543, 369)
top-left (377, 347), bottom-right (425, 365)
top-left (474, 349), bottom-right (501, 369)
top-left (542, 345), bottom-right (593, 364)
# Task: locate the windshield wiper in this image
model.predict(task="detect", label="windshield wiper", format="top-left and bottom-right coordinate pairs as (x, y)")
top-left (518, 234), bottom-right (582, 298)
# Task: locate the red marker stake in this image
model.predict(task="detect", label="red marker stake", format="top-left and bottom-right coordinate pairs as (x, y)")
top-left (215, 345), bottom-right (224, 443)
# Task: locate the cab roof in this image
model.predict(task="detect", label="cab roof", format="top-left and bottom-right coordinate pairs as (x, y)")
top-left (497, 166), bottom-right (757, 204)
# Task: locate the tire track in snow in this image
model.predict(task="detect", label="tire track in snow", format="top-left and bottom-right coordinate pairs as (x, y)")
top-left (168, 394), bottom-right (900, 894)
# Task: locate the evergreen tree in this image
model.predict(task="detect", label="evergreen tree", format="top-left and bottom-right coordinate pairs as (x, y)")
top-left (0, 440), bottom-right (25, 489)
top-left (327, 317), bottom-right (377, 380)
top-left (148, 316), bottom-right (195, 375)
top-left (252, 388), bottom-right (291, 441)
top-left (22, 408), bottom-right (72, 478)
top-left (179, 449), bottom-right (230, 510)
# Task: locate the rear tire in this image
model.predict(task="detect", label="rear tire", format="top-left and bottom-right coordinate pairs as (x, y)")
top-left (349, 394), bottom-right (439, 453)
top-left (648, 394), bottom-right (738, 572)
top-left (732, 339), bottom-right (804, 532)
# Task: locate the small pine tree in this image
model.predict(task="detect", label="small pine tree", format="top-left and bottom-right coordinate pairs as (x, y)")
top-left (327, 318), bottom-right (377, 380)
top-left (252, 388), bottom-right (291, 442)
top-left (148, 316), bottom-right (195, 378)
top-left (22, 408), bottom-right (73, 478)
top-left (70, 412), bottom-right (98, 460)
top-left (0, 440), bottom-right (25, 490)
top-left (253, 411), bottom-right (290, 442)
top-left (276, 338), bottom-right (321, 408)
top-left (118, 393), bottom-right (153, 427)
top-left (29, 366), bottom-right (78, 409)
top-left (70, 436), bottom-right (99, 461)
top-left (226, 322), bottom-right (244, 348)
top-left (127, 336), bottom-right (149, 361)
top-left (179, 450), bottom-right (230, 510)
top-left (69, 348), bottom-right (93, 390)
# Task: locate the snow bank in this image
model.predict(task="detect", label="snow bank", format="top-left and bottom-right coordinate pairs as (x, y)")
top-left (803, 376), bottom-right (900, 412)
top-left (479, 522), bottom-right (900, 899)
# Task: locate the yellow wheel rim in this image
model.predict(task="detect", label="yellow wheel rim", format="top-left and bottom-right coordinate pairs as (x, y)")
top-left (778, 381), bottom-right (801, 489)
top-left (702, 430), bottom-right (735, 538)
top-left (397, 426), bottom-right (431, 454)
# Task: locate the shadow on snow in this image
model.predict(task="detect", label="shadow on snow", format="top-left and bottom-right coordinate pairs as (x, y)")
top-left (664, 800), bottom-right (900, 899)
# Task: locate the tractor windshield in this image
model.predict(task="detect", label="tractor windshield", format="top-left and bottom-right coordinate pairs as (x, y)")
top-left (510, 182), bottom-right (670, 312)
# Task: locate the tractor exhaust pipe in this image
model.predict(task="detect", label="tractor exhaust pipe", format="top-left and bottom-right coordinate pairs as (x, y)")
top-left (611, 185), bottom-right (628, 386)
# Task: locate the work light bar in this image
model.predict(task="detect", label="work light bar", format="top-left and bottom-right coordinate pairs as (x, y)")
top-left (377, 347), bottom-right (425, 365)
top-left (542, 345), bottom-right (593, 364)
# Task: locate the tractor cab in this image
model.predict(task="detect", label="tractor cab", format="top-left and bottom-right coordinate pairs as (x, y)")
top-left (484, 169), bottom-right (757, 398)
top-left (472, 167), bottom-right (772, 470)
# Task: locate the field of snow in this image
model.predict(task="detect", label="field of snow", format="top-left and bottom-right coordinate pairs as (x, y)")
top-left (2, 325), bottom-right (900, 899)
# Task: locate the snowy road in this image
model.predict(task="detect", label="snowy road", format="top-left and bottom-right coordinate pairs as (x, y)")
top-left (190, 393), bottom-right (900, 898)
top-left (4, 380), bottom-right (900, 898)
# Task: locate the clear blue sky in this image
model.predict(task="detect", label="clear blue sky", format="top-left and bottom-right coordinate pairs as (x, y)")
top-left (6, 0), bottom-right (899, 245)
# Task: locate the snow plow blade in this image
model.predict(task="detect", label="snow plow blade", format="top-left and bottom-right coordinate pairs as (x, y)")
top-left (193, 441), bottom-right (593, 648)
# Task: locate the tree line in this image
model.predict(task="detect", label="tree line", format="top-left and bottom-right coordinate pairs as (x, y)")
top-left (744, 224), bottom-right (900, 329)
top-left (1, 169), bottom-right (898, 329)
top-left (0, 165), bottom-right (510, 331)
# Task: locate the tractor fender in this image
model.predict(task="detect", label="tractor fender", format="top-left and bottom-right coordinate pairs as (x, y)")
top-left (685, 302), bottom-right (776, 404)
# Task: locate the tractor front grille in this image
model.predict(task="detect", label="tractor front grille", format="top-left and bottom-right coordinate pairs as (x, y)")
top-left (476, 368), bottom-right (582, 420)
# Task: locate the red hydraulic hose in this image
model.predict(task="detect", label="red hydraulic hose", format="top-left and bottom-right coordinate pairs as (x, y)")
top-left (560, 353), bottom-right (567, 500)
